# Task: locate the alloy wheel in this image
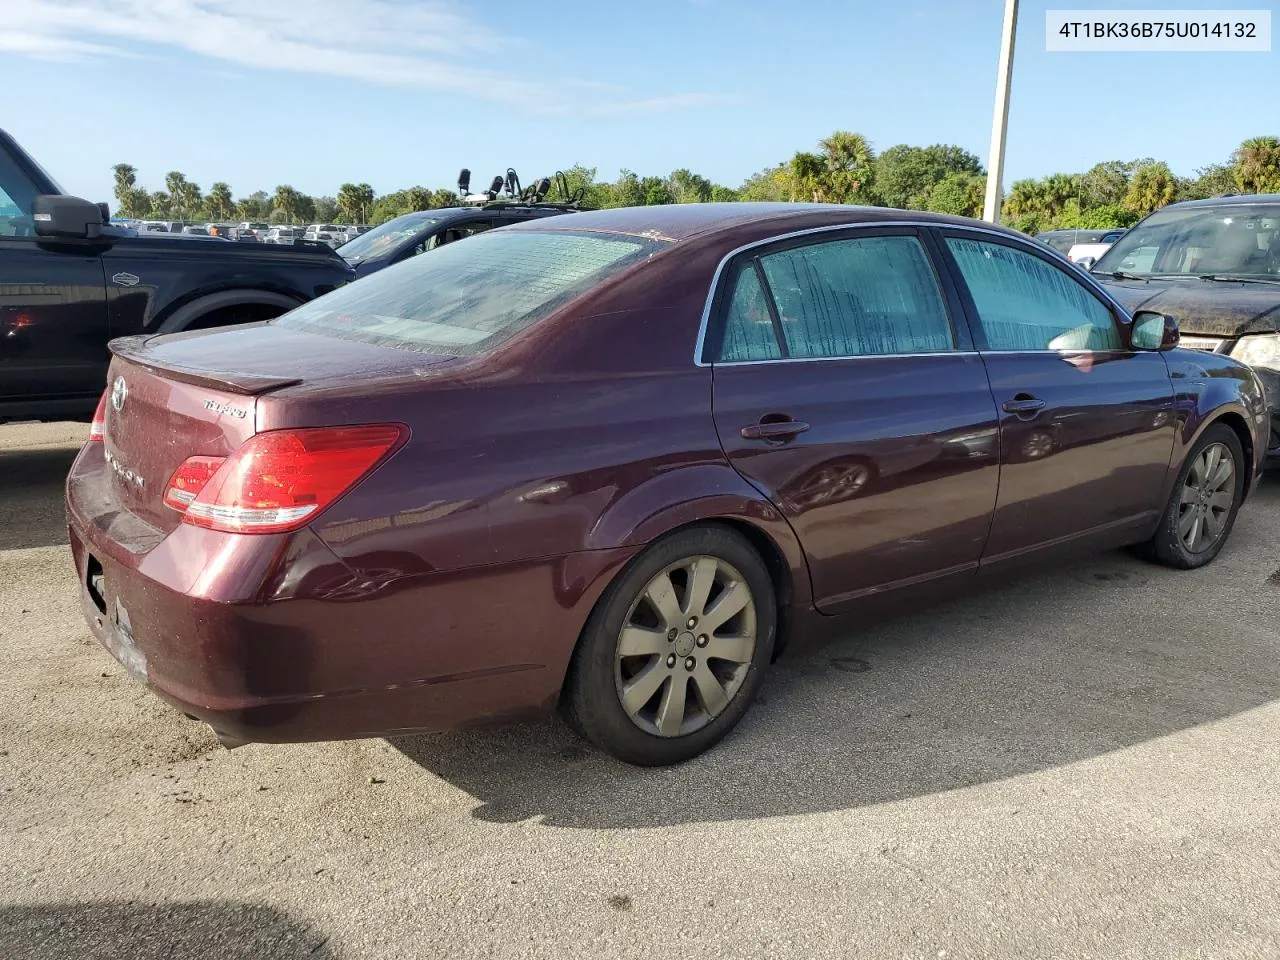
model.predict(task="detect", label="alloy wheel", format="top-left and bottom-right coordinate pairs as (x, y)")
top-left (613, 556), bottom-right (757, 738)
top-left (1177, 441), bottom-right (1235, 553)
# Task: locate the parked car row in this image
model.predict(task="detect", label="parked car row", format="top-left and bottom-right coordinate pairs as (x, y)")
top-left (124, 219), bottom-right (371, 247)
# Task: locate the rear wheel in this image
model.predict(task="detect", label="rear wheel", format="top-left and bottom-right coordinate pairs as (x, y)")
top-left (562, 525), bottom-right (776, 766)
top-left (1143, 423), bottom-right (1244, 569)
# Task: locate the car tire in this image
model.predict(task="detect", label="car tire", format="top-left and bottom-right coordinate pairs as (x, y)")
top-left (1142, 423), bottom-right (1245, 570)
top-left (561, 525), bottom-right (776, 766)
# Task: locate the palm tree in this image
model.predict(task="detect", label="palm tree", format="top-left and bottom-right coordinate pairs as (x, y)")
top-left (1124, 163), bottom-right (1177, 215)
top-left (112, 164), bottom-right (137, 211)
top-left (272, 185), bottom-right (304, 224)
top-left (788, 152), bottom-right (826, 202)
top-left (818, 131), bottom-right (876, 202)
top-left (204, 182), bottom-right (234, 221)
top-left (1231, 137), bottom-right (1280, 194)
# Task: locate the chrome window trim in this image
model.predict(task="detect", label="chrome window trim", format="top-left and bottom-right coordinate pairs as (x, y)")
top-left (691, 219), bottom-right (1136, 366)
top-left (712, 350), bottom-right (982, 368)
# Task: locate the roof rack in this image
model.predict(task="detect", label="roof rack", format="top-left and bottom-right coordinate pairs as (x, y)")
top-left (455, 166), bottom-right (586, 210)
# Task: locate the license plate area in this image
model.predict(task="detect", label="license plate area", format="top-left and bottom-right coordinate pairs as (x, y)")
top-left (85, 554), bottom-right (108, 618)
top-left (86, 552), bottom-right (149, 682)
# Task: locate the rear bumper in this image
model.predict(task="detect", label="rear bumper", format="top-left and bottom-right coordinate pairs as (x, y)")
top-left (65, 445), bottom-right (633, 745)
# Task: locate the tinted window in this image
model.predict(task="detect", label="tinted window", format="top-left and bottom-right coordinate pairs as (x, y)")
top-left (757, 235), bottom-right (954, 359)
top-left (946, 237), bottom-right (1120, 351)
top-left (719, 264), bottom-right (782, 362)
top-left (0, 148), bottom-right (41, 238)
top-left (277, 229), bottom-right (667, 355)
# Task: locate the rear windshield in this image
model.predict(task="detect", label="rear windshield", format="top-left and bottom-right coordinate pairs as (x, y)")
top-left (276, 229), bottom-right (668, 355)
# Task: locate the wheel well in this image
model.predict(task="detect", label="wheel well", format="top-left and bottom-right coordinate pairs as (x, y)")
top-left (1210, 412), bottom-right (1254, 497)
top-left (678, 517), bottom-right (795, 660)
top-left (182, 300), bottom-right (294, 331)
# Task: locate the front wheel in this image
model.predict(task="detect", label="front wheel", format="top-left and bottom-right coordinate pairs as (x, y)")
top-left (562, 525), bottom-right (776, 766)
top-left (1143, 423), bottom-right (1245, 569)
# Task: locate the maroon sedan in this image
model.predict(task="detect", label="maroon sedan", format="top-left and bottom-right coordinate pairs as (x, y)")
top-left (67, 204), bottom-right (1268, 765)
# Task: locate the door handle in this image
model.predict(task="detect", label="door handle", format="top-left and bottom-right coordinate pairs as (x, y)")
top-left (1002, 396), bottom-right (1046, 415)
top-left (740, 419), bottom-right (811, 442)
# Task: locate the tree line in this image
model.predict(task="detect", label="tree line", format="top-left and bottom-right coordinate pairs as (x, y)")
top-left (111, 133), bottom-right (1280, 232)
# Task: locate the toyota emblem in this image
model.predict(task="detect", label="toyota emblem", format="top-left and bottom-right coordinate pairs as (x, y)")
top-left (110, 376), bottom-right (128, 412)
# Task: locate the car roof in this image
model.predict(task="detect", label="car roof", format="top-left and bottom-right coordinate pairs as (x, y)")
top-left (503, 202), bottom-right (1024, 243)
top-left (1164, 193), bottom-right (1280, 209)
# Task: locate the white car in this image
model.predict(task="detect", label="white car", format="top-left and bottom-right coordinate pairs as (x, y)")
top-left (264, 227), bottom-right (300, 245)
top-left (1067, 229), bottom-right (1128, 267)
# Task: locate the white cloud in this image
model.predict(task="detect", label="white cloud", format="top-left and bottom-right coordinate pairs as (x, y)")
top-left (8, 0), bottom-right (732, 116)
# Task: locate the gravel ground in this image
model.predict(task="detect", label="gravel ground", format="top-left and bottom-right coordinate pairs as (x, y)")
top-left (2, 420), bottom-right (1278, 959)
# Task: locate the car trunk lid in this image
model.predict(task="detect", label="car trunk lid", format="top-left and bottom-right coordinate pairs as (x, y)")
top-left (102, 323), bottom-right (455, 534)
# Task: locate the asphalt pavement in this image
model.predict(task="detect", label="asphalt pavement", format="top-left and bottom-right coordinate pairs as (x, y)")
top-left (2, 420), bottom-right (1278, 959)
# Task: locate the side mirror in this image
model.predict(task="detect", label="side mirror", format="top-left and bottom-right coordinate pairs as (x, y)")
top-left (32, 194), bottom-right (105, 240)
top-left (1074, 255), bottom-right (1096, 271)
top-left (1131, 310), bottom-right (1180, 351)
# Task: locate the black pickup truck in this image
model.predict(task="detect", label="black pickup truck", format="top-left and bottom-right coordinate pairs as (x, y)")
top-left (0, 129), bottom-right (353, 423)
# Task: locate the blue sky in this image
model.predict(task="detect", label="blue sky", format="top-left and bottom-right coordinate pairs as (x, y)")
top-left (5, 0), bottom-right (1276, 207)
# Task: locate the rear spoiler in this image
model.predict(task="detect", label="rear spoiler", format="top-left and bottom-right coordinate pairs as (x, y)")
top-left (109, 335), bottom-right (302, 396)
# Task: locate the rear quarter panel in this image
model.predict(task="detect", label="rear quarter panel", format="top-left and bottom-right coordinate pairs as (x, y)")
top-left (256, 237), bottom-right (811, 602)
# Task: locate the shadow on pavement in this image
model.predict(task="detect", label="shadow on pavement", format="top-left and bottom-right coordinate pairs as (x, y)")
top-left (394, 480), bottom-right (1280, 827)
top-left (0, 446), bottom-right (79, 550)
top-left (0, 901), bottom-right (334, 960)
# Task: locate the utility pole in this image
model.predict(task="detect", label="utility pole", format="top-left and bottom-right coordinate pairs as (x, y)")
top-left (983, 0), bottom-right (1019, 223)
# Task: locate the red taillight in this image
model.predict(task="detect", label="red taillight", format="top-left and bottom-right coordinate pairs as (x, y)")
top-left (166, 424), bottom-right (405, 534)
top-left (163, 455), bottom-right (226, 511)
top-left (88, 392), bottom-right (107, 442)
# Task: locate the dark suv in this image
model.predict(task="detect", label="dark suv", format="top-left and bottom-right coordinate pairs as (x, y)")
top-left (1091, 195), bottom-right (1280, 465)
top-left (0, 129), bottom-right (352, 424)
top-left (336, 205), bottom-right (578, 278)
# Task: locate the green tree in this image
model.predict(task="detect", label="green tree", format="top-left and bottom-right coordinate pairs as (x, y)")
top-left (553, 165), bottom-right (609, 208)
top-left (875, 144), bottom-right (982, 209)
top-left (337, 183), bottom-right (376, 223)
top-left (111, 163), bottom-right (147, 217)
top-left (1180, 163), bottom-right (1235, 200)
top-left (1231, 136), bottom-right (1280, 194)
top-left (738, 164), bottom-right (790, 202)
top-left (430, 188), bottom-right (457, 209)
top-left (163, 171), bottom-right (201, 220)
top-left (311, 196), bottom-right (338, 222)
top-left (120, 189), bottom-right (151, 218)
top-left (237, 191), bottom-right (271, 220)
top-left (609, 170), bottom-right (644, 208)
top-left (667, 168), bottom-right (713, 204)
top-left (925, 172), bottom-right (985, 218)
top-left (203, 182), bottom-right (235, 221)
top-left (149, 191), bottom-right (171, 218)
top-left (403, 186), bottom-right (434, 211)
top-left (271, 184), bottom-right (306, 223)
top-left (1123, 162), bottom-right (1177, 216)
top-left (1078, 161), bottom-right (1131, 208)
top-left (710, 185), bottom-right (739, 202)
top-left (817, 131), bottom-right (877, 203)
top-left (639, 176), bottom-right (674, 205)
top-left (788, 151), bottom-right (827, 201)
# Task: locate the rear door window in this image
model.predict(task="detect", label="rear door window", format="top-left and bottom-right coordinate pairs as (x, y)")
top-left (715, 234), bottom-right (955, 361)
